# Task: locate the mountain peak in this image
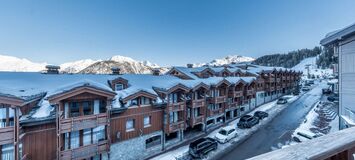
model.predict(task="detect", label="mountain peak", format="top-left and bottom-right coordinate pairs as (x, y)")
top-left (194, 55), bottom-right (255, 67)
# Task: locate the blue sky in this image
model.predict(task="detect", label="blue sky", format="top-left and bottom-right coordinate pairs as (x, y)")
top-left (1, 0), bottom-right (355, 66)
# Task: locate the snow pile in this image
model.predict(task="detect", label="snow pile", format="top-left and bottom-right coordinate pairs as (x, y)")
top-left (292, 56), bottom-right (333, 79)
top-left (0, 54), bottom-right (47, 72)
top-left (32, 100), bottom-right (54, 118)
top-left (194, 55), bottom-right (255, 67)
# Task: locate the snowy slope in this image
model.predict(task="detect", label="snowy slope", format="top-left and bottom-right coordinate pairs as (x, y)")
top-left (292, 56), bottom-right (333, 79)
top-left (60, 59), bottom-right (99, 73)
top-left (194, 55), bottom-right (255, 67)
top-left (0, 55), bottom-right (47, 72)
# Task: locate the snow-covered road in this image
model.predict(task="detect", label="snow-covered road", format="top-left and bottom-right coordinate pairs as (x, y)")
top-left (151, 93), bottom-right (301, 160)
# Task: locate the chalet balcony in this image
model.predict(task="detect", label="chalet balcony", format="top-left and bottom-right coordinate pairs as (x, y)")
top-left (168, 102), bottom-right (185, 111)
top-left (226, 102), bottom-right (237, 110)
top-left (192, 99), bottom-right (205, 108)
top-left (208, 108), bottom-right (224, 117)
top-left (168, 121), bottom-right (184, 133)
top-left (60, 140), bottom-right (109, 160)
top-left (59, 113), bottom-right (108, 133)
top-left (247, 90), bottom-right (255, 96)
top-left (270, 86), bottom-right (275, 91)
top-left (276, 78), bottom-right (281, 82)
top-left (267, 78), bottom-right (275, 83)
top-left (0, 127), bottom-right (14, 145)
top-left (234, 91), bottom-right (243, 97)
top-left (282, 83), bottom-right (287, 88)
top-left (190, 115), bottom-right (204, 126)
top-left (210, 96), bottom-right (227, 104)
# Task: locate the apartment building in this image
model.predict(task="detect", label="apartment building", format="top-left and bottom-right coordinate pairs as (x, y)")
top-left (0, 64), bottom-right (301, 160)
top-left (321, 23), bottom-right (355, 129)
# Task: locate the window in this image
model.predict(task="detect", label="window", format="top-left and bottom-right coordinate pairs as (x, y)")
top-left (64, 132), bottom-right (70, 150)
top-left (83, 129), bottom-right (92, 146)
top-left (126, 119), bottom-right (135, 131)
top-left (140, 97), bottom-right (150, 105)
top-left (144, 116), bottom-right (151, 127)
top-left (129, 99), bottom-right (138, 106)
top-left (1, 144), bottom-right (14, 160)
top-left (70, 131), bottom-right (80, 149)
top-left (0, 107), bottom-right (15, 128)
top-left (70, 102), bottom-right (80, 117)
top-left (169, 93), bottom-right (178, 103)
top-left (145, 135), bottom-right (161, 149)
top-left (115, 83), bottom-right (124, 91)
top-left (93, 126), bottom-right (106, 143)
top-left (193, 108), bottom-right (201, 117)
top-left (83, 101), bottom-right (92, 115)
top-left (169, 112), bottom-right (179, 123)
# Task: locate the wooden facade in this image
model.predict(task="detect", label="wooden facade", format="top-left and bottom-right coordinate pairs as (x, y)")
top-left (0, 65), bottom-right (301, 160)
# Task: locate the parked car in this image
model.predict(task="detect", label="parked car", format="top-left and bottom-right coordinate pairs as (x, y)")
top-left (189, 137), bottom-right (218, 158)
top-left (277, 98), bottom-right (288, 104)
top-left (327, 95), bottom-right (339, 102)
top-left (214, 126), bottom-right (237, 143)
top-left (254, 111), bottom-right (269, 120)
top-left (302, 86), bottom-right (310, 91)
top-left (237, 115), bottom-right (259, 129)
top-left (322, 88), bottom-right (332, 94)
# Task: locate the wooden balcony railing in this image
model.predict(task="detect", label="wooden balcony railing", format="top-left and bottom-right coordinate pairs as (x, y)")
top-left (208, 108), bottom-right (224, 117)
top-left (234, 91), bottom-right (243, 97)
top-left (192, 99), bottom-right (205, 108)
top-left (168, 121), bottom-right (184, 133)
top-left (60, 140), bottom-right (109, 160)
top-left (247, 90), bottom-right (255, 96)
top-left (0, 126), bottom-right (14, 145)
top-left (168, 102), bottom-right (185, 111)
top-left (209, 96), bottom-right (227, 104)
top-left (191, 115), bottom-right (204, 126)
top-left (60, 113), bottom-right (108, 133)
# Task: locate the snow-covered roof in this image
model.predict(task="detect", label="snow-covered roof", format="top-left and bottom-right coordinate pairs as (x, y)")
top-left (320, 22), bottom-right (355, 45)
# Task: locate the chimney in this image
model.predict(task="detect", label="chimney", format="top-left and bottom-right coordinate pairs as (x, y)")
top-left (187, 64), bottom-right (193, 68)
top-left (152, 69), bottom-right (160, 76)
top-left (45, 65), bottom-right (60, 74)
top-left (111, 67), bottom-right (121, 75)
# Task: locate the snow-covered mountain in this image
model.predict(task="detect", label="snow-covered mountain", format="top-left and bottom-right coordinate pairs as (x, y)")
top-left (193, 55), bottom-right (255, 67)
top-left (0, 54), bottom-right (165, 74)
top-left (292, 56), bottom-right (333, 79)
top-left (0, 55), bottom-right (47, 72)
top-left (60, 59), bottom-right (100, 73)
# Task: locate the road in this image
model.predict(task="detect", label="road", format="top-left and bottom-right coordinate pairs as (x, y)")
top-left (222, 82), bottom-right (326, 160)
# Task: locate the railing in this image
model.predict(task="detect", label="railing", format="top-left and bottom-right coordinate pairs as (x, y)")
top-left (249, 127), bottom-right (355, 160)
top-left (191, 116), bottom-right (204, 126)
top-left (210, 96), bottom-right (227, 104)
top-left (208, 108), bottom-right (224, 117)
top-left (168, 102), bottom-right (185, 111)
top-left (168, 121), bottom-right (184, 133)
top-left (0, 126), bottom-right (14, 145)
top-left (234, 91), bottom-right (243, 97)
top-left (276, 78), bottom-right (281, 82)
top-left (60, 140), bottom-right (109, 160)
top-left (192, 99), bottom-right (205, 108)
top-left (60, 113), bottom-right (108, 133)
top-left (21, 154), bottom-right (31, 160)
top-left (247, 90), bottom-right (255, 96)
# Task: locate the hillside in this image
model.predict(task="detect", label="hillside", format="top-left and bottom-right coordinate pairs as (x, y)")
top-left (292, 56), bottom-right (333, 79)
top-left (252, 47), bottom-right (322, 68)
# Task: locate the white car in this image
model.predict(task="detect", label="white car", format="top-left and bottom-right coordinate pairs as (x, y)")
top-left (214, 126), bottom-right (237, 143)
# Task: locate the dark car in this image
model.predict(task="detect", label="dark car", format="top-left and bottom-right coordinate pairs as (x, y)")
top-left (277, 98), bottom-right (287, 104)
top-left (237, 115), bottom-right (259, 129)
top-left (322, 88), bottom-right (332, 94)
top-left (189, 137), bottom-right (218, 158)
top-left (254, 111), bottom-right (269, 120)
top-left (327, 95), bottom-right (339, 102)
top-left (302, 86), bottom-right (311, 91)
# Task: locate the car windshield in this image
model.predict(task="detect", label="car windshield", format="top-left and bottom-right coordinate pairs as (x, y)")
top-left (219, 129), bottom-right (228, 135)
